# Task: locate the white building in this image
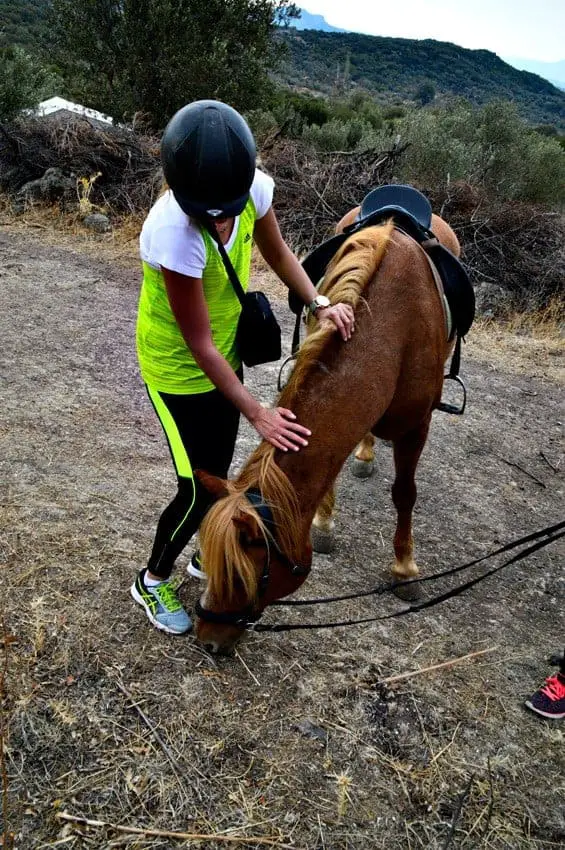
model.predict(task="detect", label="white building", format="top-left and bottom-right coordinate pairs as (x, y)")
top-left (32, 96), bottom-right (114, 126)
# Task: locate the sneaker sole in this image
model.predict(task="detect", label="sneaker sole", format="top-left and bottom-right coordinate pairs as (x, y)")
top-left (130, 583), bottom-right (191, 635)
top-left (187, 561), bottom-right (207, 580)
top-left (524, 699), bottom-right (565, 719)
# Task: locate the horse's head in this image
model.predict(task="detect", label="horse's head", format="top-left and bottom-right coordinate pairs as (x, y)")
top-left (194, 470), bottom-right (312, 654)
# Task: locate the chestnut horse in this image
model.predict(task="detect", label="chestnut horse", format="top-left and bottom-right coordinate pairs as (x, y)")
top-left (196, 211), bottom-right (460, 653)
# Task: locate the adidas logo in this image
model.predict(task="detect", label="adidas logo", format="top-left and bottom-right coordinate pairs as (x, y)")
top-left (244, 233), bottom-right (251, 243)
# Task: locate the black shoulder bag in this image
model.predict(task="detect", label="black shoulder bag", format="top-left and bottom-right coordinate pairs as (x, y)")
top-left (204, 220), bottom-right (282, 368)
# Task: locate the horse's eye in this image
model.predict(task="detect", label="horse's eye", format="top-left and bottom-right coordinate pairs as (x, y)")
top-left (244, 536), bottom-right (268, 550)
top-left (239, 532), bottom-right (259, 548)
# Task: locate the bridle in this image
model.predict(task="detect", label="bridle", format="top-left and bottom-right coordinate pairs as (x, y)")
top-left (195, 519), bottom-right (565, 632)
top-left (194, 488), bottom-right (310, 628)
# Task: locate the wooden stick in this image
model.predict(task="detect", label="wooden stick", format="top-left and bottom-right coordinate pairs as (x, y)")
top-left (1, 620), bottom-right (15, 850)
top-left (56, 812), bottom-right (292, 847)
top-left (442, 774), bottom-right (475, 850)
top-left (497, 455), bottom-right (546, 487)
top-left (115, 679), bottom-right (181, 773)
top-left (114, 679), bottom-right (205, 792)
top-left (380, 647), bottom-right (497, 684)
top-left (539, 451), bottom-right (559, 473)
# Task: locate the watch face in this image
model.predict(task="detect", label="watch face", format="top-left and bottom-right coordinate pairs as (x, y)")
top-left (309, 295), bottom-right (331, 315)
top-left (316, 296), bottom-right (330, 308)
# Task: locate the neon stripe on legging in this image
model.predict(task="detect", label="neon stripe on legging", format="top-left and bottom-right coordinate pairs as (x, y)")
top-left (146, 385), bottom-right (196, 542)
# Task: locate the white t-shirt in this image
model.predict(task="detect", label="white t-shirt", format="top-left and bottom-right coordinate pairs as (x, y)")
top-left (139, 168), bottom-right (274, 278)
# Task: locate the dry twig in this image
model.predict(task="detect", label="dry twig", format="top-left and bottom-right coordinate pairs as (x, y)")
top-left (1, 619), bottom-right (15, 850)
top-left (114, 678), bottom-right (195, 796)
top-left (56, 812), bottom-right (293, 846)
top-left (539, 451), bottom-right (560, 473)
top-left (496, 455), bottom-right (547, 487)
top-left (442, 774), bottom-right (475, 850)
top-left (380, 647), bottom-right (497, 684)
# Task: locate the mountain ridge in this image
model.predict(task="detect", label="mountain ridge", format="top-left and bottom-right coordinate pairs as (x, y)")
top-left (276, 28), bottom-right (565, 128)
top-left (289, 8), bottom-right (345, 33)
top-left (290, 7), bottom-right (565, 95)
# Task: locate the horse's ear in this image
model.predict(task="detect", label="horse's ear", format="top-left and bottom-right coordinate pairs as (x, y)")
top-left (232, 510), bottom-right (261, 540)
top-left (195, 469), bottom-right (229, 501)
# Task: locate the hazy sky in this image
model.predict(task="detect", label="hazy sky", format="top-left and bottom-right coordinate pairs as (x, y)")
top-left (299, 1), bottom-right (564, 62)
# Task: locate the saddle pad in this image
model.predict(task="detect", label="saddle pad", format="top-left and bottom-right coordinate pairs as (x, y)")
top-left (424, 242), bottom-right (475, 338)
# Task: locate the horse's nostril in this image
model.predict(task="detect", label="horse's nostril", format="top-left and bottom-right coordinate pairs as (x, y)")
top-left (204, 642), bottom-right (217, 654)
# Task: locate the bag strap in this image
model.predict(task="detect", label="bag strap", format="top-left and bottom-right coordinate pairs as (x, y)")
top-left (448, 332), bottom-right (462, 379)
top-left (201, 217), bottom-right (246, 306)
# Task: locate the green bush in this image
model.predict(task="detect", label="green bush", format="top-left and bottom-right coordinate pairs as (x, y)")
top-left (331, 92), bottom-right (383, 130)
top-left (246, 108), bottom-right (279, 144)
top-left (515, 133), bottom-right (565, 204)
top-left (260, 90), bottom-right (332, 139)
top-left (0, 46), bottom-right (58, 121)
top-left (391, 99), bottom-right (565, 204)
top-left (382, 105), bottom-right (406, 120)
top-left (394, 105), bottom-right (481, 186)
top-left (478, 102), bottom-right (565, 203)
top-left (414, 81), bottom-right (436, 105)
top-left (302, 118), bottom-right (354, 151)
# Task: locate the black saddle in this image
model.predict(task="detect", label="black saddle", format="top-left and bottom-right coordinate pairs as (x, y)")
top-left (290, 184), bottom-right (475, 343)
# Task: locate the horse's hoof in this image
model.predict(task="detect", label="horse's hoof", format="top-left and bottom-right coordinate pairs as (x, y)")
top-left (310, 526), bottom-right (334, 554)
top-left (351, 458), bottom-right (374, 479)
top-left (391, 578), bottom-right (424, 602)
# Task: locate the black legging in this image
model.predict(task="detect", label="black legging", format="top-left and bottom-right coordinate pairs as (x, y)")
top-left (145, 378), bottom-right (241, 579)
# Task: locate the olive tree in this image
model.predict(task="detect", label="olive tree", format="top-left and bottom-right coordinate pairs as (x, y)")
top-left (49, 0), bottom-right (298, 128)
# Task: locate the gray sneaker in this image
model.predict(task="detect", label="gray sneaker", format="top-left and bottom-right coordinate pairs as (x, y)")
top-left (130, 569), bottom-right (192, 634)
top-left (187, 550), bottom-right (206, 580)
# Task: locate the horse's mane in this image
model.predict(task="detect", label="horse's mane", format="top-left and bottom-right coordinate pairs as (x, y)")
top-left (280, 221), bottom-right (394, 408)
top-left (200, 222), bottom-right (394, 607)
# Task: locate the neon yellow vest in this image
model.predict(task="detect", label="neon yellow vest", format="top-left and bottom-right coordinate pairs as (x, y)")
top-left (136, 199), bottom-right (256, 393)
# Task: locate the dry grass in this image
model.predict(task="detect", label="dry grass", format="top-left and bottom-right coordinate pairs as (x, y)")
top-left (0, 197), bottom-right (143, 267)
top-left (466, 304), bottom-right (564, 382)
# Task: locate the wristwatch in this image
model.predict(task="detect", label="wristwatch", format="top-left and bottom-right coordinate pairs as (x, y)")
top-left (308, 294), bottom-right (331, 316)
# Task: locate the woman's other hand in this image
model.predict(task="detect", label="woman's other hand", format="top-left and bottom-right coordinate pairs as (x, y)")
top-left (250, 406), bottom-right (311, 452)
top-left (316, 303), bottom-right (355, 341)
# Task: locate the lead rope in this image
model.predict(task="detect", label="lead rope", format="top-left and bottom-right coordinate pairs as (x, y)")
top-left (271, 519), bottom-right (565, 607)
top-left (247, 521), bottom-right (564, 632)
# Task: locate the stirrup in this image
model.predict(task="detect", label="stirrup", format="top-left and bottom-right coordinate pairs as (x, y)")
top-left (436, 374), bottom-right (467, 415)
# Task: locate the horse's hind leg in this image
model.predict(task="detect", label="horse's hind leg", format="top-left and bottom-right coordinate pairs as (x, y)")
top-left (352, 433), bottom-right (376, 479)
top-left (311, 485), bottom-right (336, 554)
top-left (390, 420), bottom-right (431, 599)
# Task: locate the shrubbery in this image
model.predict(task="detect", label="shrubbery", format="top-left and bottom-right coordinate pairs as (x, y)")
top-left (262, 93), bottom-right (565, 208)
top-left (0, 46), bottom-right (58, 121)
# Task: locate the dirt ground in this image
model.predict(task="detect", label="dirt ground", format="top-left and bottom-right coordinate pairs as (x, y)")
top-left (1, 218), bottom-right (564, 850)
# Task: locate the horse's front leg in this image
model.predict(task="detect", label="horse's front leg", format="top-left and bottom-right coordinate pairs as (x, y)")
top-left (390, 420), bottom-right (431, 599)
top-left (311, 485), bottom-right (336, 554)
top-left (352, 433), bottom-right (376, 478)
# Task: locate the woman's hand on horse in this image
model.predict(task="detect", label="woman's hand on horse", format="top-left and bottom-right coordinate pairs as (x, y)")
top-left (250, 407), bottom-right (311, 452)
top-left (317, 303), bottom-right (355, 340)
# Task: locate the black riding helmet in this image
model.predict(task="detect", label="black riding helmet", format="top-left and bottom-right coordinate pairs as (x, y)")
top-left (161, 100), bottom-right (256, 219)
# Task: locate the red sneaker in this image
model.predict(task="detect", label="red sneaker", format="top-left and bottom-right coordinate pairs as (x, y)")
top-left (525, 672), bottom-right (565, 719)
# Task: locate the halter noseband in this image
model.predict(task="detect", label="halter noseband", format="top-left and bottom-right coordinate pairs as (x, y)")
top-left (195, 488), bottom-right (309, 627)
